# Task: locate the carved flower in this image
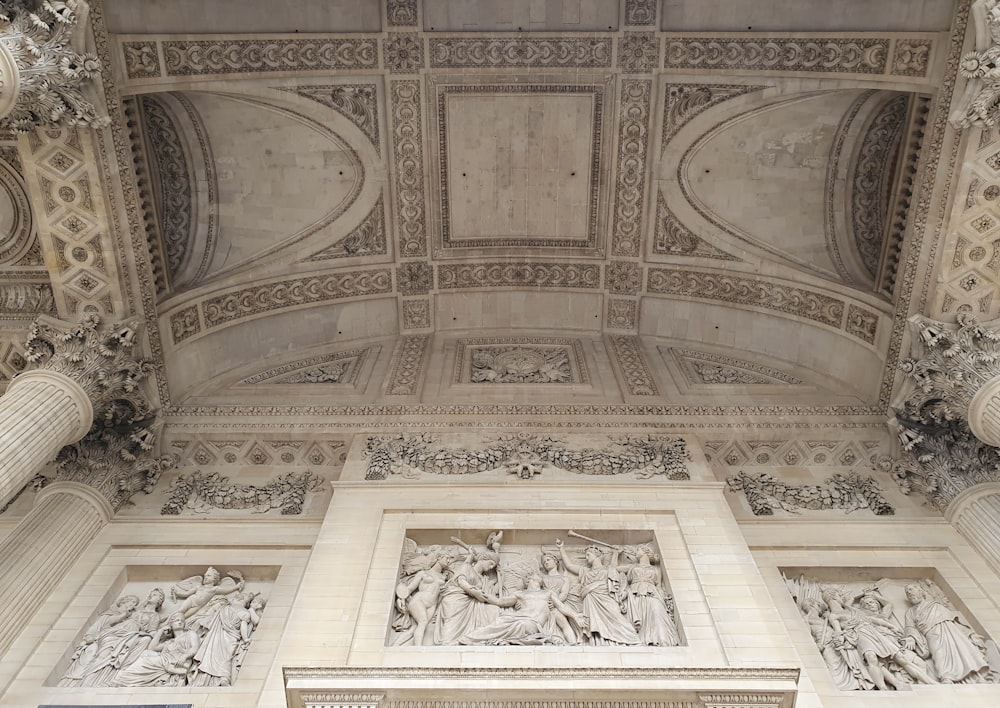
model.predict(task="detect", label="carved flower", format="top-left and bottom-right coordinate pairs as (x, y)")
top-left (384, 34), bottom-right (423, 73)
top-left (396, 262), bottom-right (433, 295)
top-left (618, 32), bottom-right (658, 73)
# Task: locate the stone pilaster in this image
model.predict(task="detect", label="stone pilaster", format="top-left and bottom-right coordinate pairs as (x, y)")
top-left (0, 0), bottom-right (107, 132)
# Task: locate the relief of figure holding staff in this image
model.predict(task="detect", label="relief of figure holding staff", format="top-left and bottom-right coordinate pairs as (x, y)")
top-left (556, 531), bottom-right (641, 646)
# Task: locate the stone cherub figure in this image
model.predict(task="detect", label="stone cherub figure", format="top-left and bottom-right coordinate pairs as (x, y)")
top-left (171, 566), bottom-right (245, 618)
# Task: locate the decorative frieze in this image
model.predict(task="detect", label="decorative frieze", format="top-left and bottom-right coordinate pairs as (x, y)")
top-left (664, 37), bottom-right (888, 74)
top-left (390, 530), bottom-right (679, 647)
top-left (167, 435), bottom-right (346, 468)
top-left (59, 566), bottom-right (268, 687)
top-left (386, 0), bottom-right (418, 26)
top-left (851, 95), bottom-right (908, 279)
top-left (159, 38), bottom-right (378, 77)
top-left (438, 262), bottom-right (601, 290)
top-left (785, 573), bottom-right (999, 689)
top-left (647, 267), bottom-right (845, 328)
top-left (727, 471), bottom-right (894, 516)
top-left (428, 38), bottom-right (612, 69)
top-left (191, 270), bottom-right (392, 332)
top-left (611, 79), bottom-right (652, 256)
top-left (139, 95), bottom-right (192, 280)
top-left (390, 80), bottom-right (427, 257)
top-left (609, 334), bottom-right (659, 395)
top-left (0, 0), bottom-right (108, 132)
top-left (892, 39), bottom-right (932, 76)
top-left (161, 470), bottom-right (324, 515)
top-left (363, 433), bottom-right (689, 481)
top-left (385, 334), bottom-right (428, 395)
top-left (704, 439), bottom-right (881, 468)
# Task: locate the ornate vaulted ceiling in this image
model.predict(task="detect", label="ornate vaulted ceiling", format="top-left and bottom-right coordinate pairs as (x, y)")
top-left (0, 0), bottom-right (971, 428)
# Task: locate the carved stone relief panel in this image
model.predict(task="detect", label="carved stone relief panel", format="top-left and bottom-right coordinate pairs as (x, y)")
top-left (389, 530), bottom-right (681, 647)
top-left (667, 348), bottom-right (803, 387)
top-left (783, 570), bottom-right (1000, 690)
top-left (54, 565), bottom-right (274, 688)
top-left (238, 348), bottom-right (373, 387)
top-left (727, 471), bottom-right (894, 516)
top-left (453, 337), bottom-right (588, 385)
top-left (360, 433), bottom-right (690, 482)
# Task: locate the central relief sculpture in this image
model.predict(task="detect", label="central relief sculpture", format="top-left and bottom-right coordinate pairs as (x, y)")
top-left (389, 530), bottom-right (681, 647)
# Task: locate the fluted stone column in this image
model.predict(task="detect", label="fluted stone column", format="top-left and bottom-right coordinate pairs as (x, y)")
top-left (946, 483), bottom-right (1000, 578)
top-left (0, 370), bottom-right (92, 506)
top-left (0, 482), bottom-right (110, 654)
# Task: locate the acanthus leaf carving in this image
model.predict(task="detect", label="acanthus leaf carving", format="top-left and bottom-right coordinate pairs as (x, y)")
top-left (24, 314), bottom-right (155, 423)
top-left (0, 0), bottom-right (110, 132)
top-left (951, 0), bottom-right (1000, 128)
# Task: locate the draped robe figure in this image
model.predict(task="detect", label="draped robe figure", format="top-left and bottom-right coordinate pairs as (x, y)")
top-left (432, 554), bottom-right (500, 645)
top-left (904, 583), bottom-right (989, 683)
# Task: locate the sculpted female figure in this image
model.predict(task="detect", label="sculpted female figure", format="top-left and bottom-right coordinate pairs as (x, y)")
top-left (59, 594), bottom-right (140, 686)
top-left (392, 550), bottom-right (451, 646)
top-left (190, 592), bottom-right (262, 686)
top-left (556, 538), bottom-right (640, 646)
top-left (620, 545), bottom-right (679, 646)
top-left (903, 583), bottom-right (990, 683)
top-left (432, 550), bottom-right (500, 645)
top-left (114, 613), bottom-right (201, 687)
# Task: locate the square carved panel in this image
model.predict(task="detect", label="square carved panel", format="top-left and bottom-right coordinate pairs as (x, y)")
top-left (453, 337), bottom-right (589, 385)
top-left (431, 77), bottom-right (612, 258)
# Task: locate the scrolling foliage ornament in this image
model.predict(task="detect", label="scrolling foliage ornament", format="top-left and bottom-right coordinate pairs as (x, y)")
top-left (0, 1), bottom-right (109, 132)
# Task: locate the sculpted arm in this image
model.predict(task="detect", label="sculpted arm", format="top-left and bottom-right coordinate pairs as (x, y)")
top-left (456, 575), bottom-right (488, 602)
top-left (556, 539), bottom-right (582, 576)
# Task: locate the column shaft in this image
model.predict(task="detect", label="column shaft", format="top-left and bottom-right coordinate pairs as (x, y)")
top-left (0, 486), bottom-right (108, 655)
top-left (0, 371), bottom-right (92, 508)
top-left (951, 491), bottom-right (1000, 577)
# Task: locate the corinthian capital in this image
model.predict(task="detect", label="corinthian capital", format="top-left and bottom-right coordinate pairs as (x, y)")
top-left (23, 314), bottom-right (155, 423)
top-left (55, 418), bottom-right (176, 511)
top-left (895, 313), bottom-right (1000, 431)
top-left (0, 0), bottom-right (108, 132)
